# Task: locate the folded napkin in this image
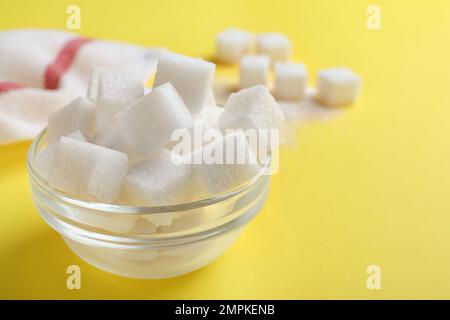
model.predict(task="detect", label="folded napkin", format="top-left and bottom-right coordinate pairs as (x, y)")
top-left (0, 29), bottom-right (162, 145)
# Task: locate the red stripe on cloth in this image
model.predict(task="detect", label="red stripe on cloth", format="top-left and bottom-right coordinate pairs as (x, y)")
top-left (44, 37), bottom-right (91, 90)
top-left (0, 82), bottom-right (25, 94)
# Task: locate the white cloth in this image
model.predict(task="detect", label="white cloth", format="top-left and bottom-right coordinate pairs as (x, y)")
top-left (0, 29), bottom-right (162, 145)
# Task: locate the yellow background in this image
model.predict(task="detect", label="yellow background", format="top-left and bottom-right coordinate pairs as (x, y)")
top-left (1, 0), bottom-right (450, 299)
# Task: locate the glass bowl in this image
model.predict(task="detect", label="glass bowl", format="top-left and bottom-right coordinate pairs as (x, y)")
top-left (27, 130), bottom-right (271, 279)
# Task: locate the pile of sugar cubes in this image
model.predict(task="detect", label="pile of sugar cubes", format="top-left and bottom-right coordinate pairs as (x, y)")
top-left (37, 52), bottom-right (284, 210)
top-left (216, 28), bottom-right (361, 106)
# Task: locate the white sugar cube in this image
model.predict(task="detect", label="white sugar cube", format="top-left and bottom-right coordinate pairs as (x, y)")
top-left (117, 83), bottom-right (194, 157)
top-left (124, 149), bottom-right (192, 206)
top-left (97, 69), bottom-right (144, 104)
top-left (239, 55), bottom-right (269, 89)
top-left (219, 86), bottom-right (284, 165)
top-left (93, 125), bottom-right (141, 165)
top-left (256, 33), bottom-right (292, 63)
top-left (92, 126), bottom-right (126, 152)
top-left (274, 62), bottom-right (308, 101)
top-left (36, 141), bottom-right (60, 179)
top-left (47, 97), bottom-right (95, 144)
top-left (87, 71), bottom-right (100, 101)
top-left (200, 104), bottom-right (224, 128)
top-left (48, 137), bottom-right (128, 202)
top-left (316, 68), bottom-right (361, 106)
top-left (206, 89), bottom-right (216, 107)
top-left (186, 131), bottom-right (261, 195)
top-left (82, 148), bottom-right (128, 203)
top-left (65, 130), bottom-right (87, 142)
top-left (219, 85), bottom-right (285, 131)
top-left (216, 28), bottom-right (254, 64)
top-left (154, 52), bottom-right (215, 113)
top-left (170, 118), bottom-right (222, 156)
top-left (86, 67), bottom-right (109, 101)
top-left (96, 69), bottom-right (145, 128)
